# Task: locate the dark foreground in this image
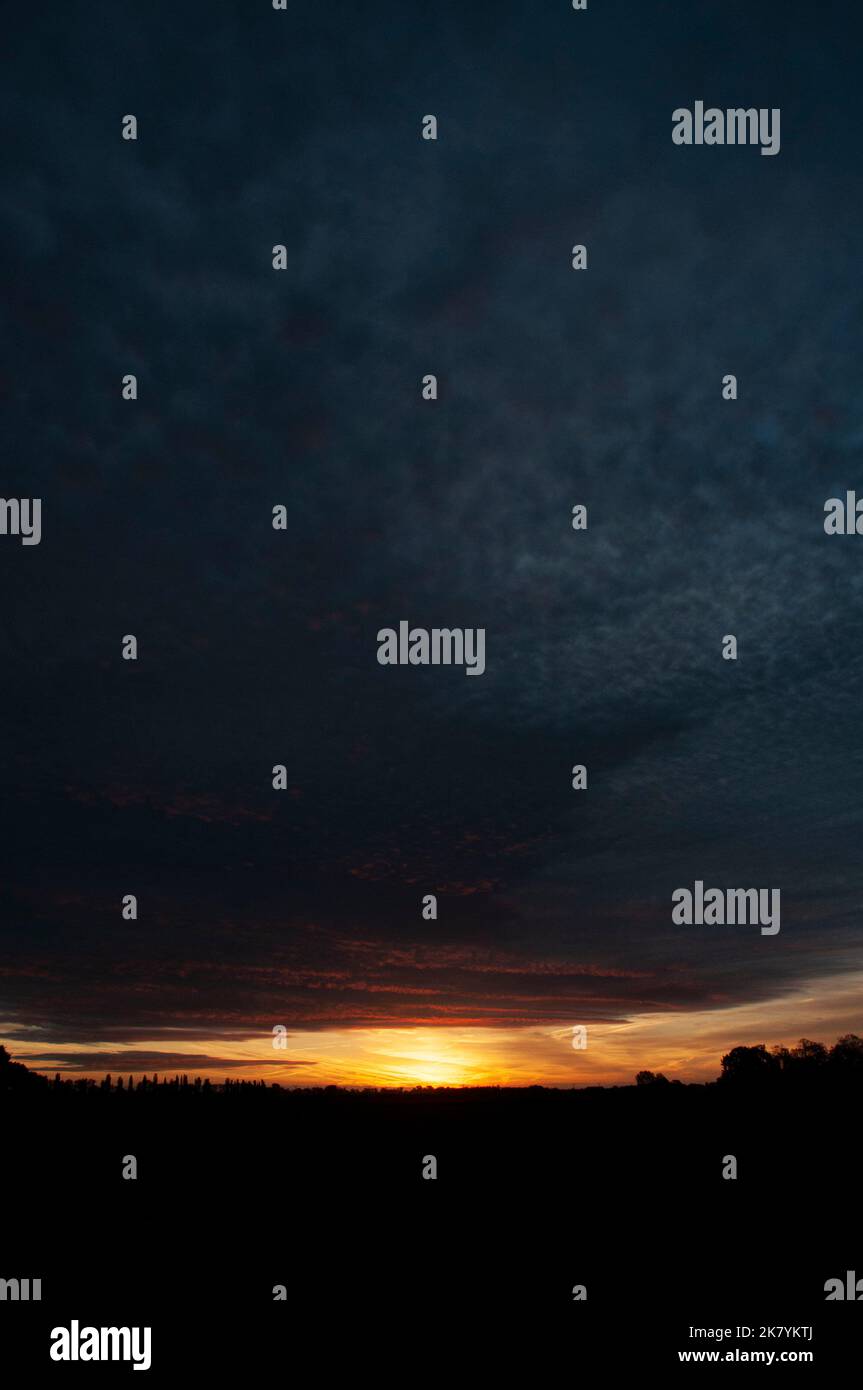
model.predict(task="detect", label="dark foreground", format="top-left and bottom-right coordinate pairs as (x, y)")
top-left (1, 1081), bottom-right (860, 1376)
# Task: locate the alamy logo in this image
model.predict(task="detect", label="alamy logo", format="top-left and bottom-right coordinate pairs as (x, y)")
top-left (50, 1321), bottom-right (151, 1371)
top-left (0, 1276), bottom-right (41, 1300)
top-left (824, 493), bottom-right (863, 534)
top-left (672, 881), bottom-right (780, 935)
top-left (377, 621), bottom-right (486, 676)
top-left (672, 103), bottom-right (780, 156)
top-left (824, 1271), bottom-right (863, 1300)
top-left (0, 497), bottom-right (41, 545)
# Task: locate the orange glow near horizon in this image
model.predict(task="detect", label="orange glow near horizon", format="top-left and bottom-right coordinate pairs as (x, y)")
top-left (5, 970), bottom-right (863, 1088)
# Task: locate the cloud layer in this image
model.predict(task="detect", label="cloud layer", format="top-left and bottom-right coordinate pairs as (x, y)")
top-left (2, 0), bottom-right (862, 1074)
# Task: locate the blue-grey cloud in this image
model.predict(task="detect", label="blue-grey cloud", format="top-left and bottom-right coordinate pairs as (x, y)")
top-left (1, 0), bottom-right (862, 1050)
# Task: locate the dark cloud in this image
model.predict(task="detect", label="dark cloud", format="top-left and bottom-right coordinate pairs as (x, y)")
top-left (20, 1050), bottom-right (310, 1073)
top-left (2, 0), bottom-right (863, 1054)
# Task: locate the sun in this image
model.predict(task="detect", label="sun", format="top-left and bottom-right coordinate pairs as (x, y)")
top-left (386, 1051), bottom-right (472, 1087)
top-left (364, 1032), bottom-right (482, 1087)
top-left (405, 1058), bottom-right (466, 1086)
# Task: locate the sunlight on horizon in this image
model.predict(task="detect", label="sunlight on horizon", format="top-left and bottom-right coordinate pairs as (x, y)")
top-left (5, 970), bottom-right (863, 1087)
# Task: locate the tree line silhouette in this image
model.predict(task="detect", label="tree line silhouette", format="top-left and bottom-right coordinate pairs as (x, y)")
top-left (637, 1033), bottom-right (863, 1087)
top-left (2, 1034), bottom-right (862, 1098)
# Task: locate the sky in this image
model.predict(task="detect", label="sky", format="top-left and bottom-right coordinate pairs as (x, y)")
top-left (2, 0), bottom-right (863, 1086)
